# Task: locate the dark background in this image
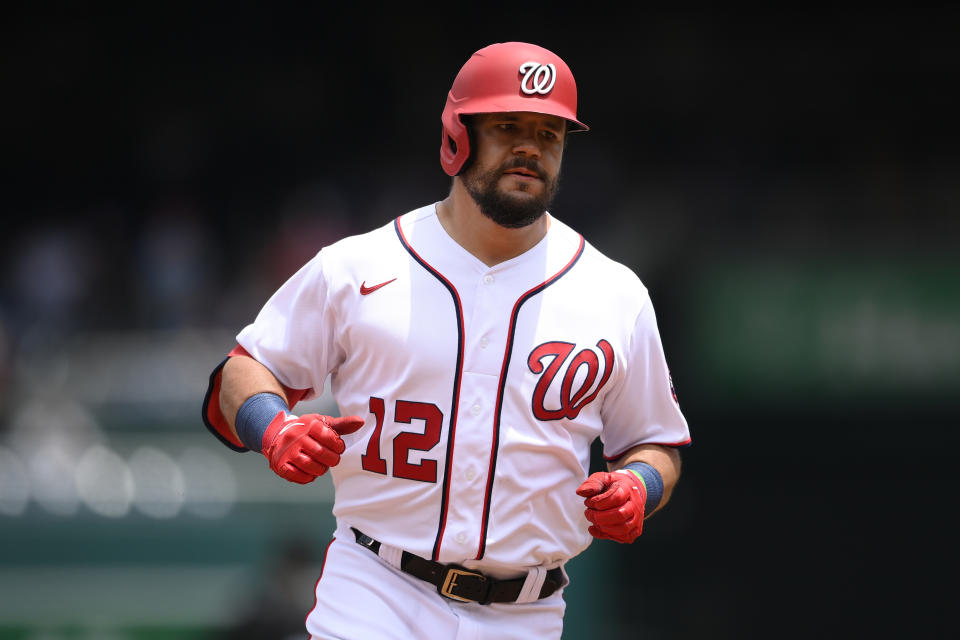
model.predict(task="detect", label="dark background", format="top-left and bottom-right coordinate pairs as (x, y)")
top-left (1, 5), bottom-right (958, 639)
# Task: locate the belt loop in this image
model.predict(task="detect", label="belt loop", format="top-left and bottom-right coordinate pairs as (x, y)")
top-left (378, 541), bottom-right (404, 570)
top-left (352, 527), bottom-right (403, 570)
top-left (515, 565), bottom-right (547, 603)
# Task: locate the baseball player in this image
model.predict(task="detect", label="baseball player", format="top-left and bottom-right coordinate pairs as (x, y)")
top-left (202, 41), bottom-right (691, 639)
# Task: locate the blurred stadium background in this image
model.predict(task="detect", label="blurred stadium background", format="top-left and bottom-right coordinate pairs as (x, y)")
top-left (1, 6), bottom-right (957, 639)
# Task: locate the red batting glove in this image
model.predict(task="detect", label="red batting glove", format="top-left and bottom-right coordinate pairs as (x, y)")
top-left (261, 412), bottom-right (364, 484)
top-left (576, 470), bottom-right (648, 543)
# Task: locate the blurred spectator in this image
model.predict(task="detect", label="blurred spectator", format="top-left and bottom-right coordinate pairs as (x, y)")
top-left (3, 222), bottom-right (96, 353)
top-left (264, 182), bottom-right (357, 288)
top-left (134, 199), bottom-right (219, 330)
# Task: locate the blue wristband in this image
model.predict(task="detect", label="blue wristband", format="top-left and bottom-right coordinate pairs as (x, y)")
top-left (622, 461), bottom-right (663, 514)
top-left (235, 392), bottom-right (289, 452)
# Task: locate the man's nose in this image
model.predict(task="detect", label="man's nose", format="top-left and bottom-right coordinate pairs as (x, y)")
top-left (512, 134), bottom-right (542, 158)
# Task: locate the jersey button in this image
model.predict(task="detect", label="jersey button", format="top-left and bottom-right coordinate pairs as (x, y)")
top-left (470, 403), bottom-right (482, 416)
top-left (465, 467), bottom-right (477, 481)
top-left (479, 336), bottom-right (489, 349)
top-left (483, 274), bottom-right (494, 285)
top-left (456, 532), bottom-right (467, 544)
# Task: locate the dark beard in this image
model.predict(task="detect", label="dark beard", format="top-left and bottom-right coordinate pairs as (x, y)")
top-left (463, 157), bottom-right (559, 229)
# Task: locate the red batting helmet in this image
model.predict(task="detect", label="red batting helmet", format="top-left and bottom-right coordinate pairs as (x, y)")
top-left (440, 42), bottom-right (589, 176)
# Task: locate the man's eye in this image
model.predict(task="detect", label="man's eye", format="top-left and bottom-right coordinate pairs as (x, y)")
top-left (498, 123), bottom-right (515, 131)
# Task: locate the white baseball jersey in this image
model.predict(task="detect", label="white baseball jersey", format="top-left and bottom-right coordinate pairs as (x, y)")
top-left (208, 203), bottom-right (690, 576)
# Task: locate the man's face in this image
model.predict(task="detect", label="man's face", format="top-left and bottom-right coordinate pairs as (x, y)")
top-left (461, 111), bottom-right (566, 229)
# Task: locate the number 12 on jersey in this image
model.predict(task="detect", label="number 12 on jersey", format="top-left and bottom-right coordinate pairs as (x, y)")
top-left (361, 397), bottom-right (443, 483)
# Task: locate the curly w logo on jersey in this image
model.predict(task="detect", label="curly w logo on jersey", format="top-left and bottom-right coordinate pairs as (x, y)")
top-left (527, 339), bottom-right (615, 420)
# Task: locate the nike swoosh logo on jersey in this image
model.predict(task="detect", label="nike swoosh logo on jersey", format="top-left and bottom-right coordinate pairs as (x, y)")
top-left (360, 278), bottom-right (397, 295)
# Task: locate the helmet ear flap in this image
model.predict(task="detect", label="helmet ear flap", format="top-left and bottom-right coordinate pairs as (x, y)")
top-left (454, 117), bottom-right (476, 176)
top-left (440, 111), bottom-right (472, 176)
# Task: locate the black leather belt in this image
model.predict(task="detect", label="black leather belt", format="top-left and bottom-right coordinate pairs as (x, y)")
top-left (351, 527), bottom-right (564, 604)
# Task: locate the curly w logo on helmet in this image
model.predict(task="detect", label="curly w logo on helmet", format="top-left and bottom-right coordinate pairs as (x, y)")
top-left (518, 62), bottom-right (557, 95)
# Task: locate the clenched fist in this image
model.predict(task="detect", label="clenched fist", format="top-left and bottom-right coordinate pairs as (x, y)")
top-left (576, 470), bottom-right (648, 543)
top-left (261, 412), bottom-right (364, 484)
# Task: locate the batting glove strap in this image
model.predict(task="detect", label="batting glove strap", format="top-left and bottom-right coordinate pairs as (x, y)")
top-left (235, 392), bottom-right (289, 452)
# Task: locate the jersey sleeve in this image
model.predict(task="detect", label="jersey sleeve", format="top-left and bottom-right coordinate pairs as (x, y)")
top-left (200, 250), bottom-right (340, 452)
top-left (600, 294), bottom-right (692, 461)
top-left (235, 249), bottom-right (342, 397)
